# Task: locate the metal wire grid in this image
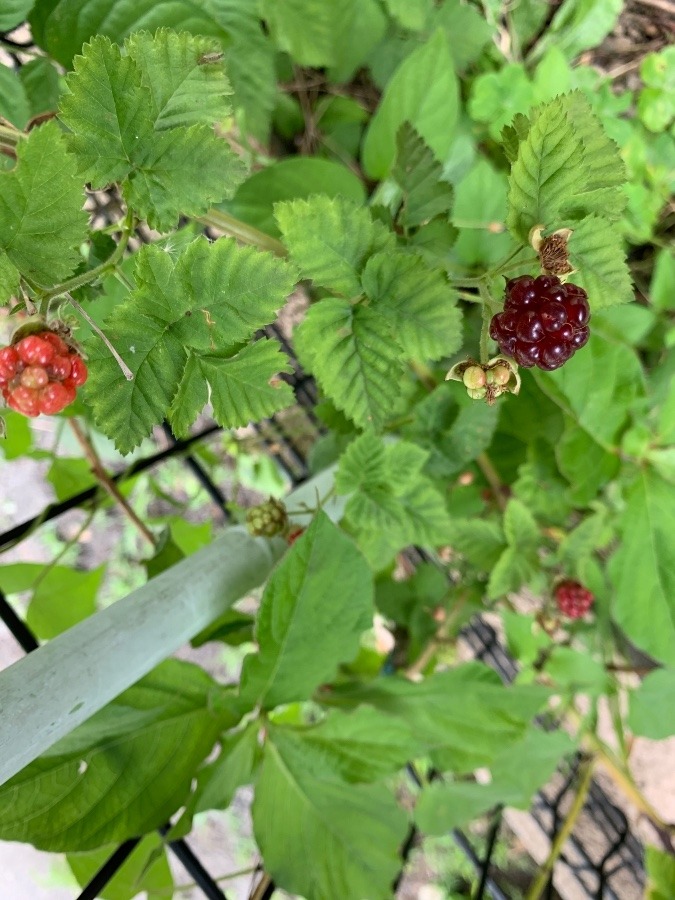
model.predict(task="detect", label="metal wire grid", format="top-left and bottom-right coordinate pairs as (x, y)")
top-left (0, 33), bottom-right (647, 897)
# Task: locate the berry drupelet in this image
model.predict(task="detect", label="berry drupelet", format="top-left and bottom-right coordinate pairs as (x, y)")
top-left (0, 331), bottom-right (88, 417)
top-left (490, 275), bottom-right (591, 371)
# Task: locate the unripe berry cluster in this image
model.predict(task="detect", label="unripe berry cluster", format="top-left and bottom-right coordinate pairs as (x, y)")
top-left (490, 275), bottom-right (590, 371)
top-left (246, 497), bottom-right (289, 538)
top-left (554, 580), bottom-right (594, 619)
top-left (0, 331), bottom-right (88, 417)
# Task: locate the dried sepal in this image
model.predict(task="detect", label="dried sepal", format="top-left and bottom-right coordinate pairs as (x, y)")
top-left (529, 225), bottom-right (575, 276)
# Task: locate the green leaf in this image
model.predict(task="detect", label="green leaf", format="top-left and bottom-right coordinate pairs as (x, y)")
top-left (253, 728), bottom-right (408, 900)
top-left (47, 457), bottom-right (96, 501)
top-left (84, 239), bottom-right (296, 454)
top-left (416, 730), bottom-right (573, 834)
top-left (0, 66), bottom-right (30, 129)
top-left (0, 121), bottom-right (87, 298)
top-left (223, 158), bottom-right (366, 238)
top-left (567, 217), bottom-right (633, 308)
top-left (270, 708), bottom-right (418, 783)
top-left (557, 422), bottom-right (619, 505)
top-left (0, 563), bottom-right (104, 640)
top-left (544, 647), bottom-right (609, 696)
top-left (328, 663), bottom-right (548, 772)
top-left (452, 159), bottom-right (514, 267)
top-left (363, 29), bottom-right (459, 180)
top-left (646, 845), bottom-right (675, 900)
top-left (18, 57), bottom-right (61, 117)
top-left (434, 0), bottom-right (494, 71)
top-left (0, 0), bottom-right (34, 30)
top-left (276, 195), bottom-right (393, 296)
top-left (487, 545), bottom-right (537, 600)
top-left (445, 519), bottom-right (505, 571)
top-left (59, 32), bottom-right (244, 231)
top-left (537, 332), bottom-right (644, 449)
top-left (503, 498), bottom-right (539, 550)
top-left (501, 113), bottom-right (532, 164)
top-left (650, 249), bottom-right (675, 312)
top-left (469, 64), bottom-right (535, 142)
top-left (610, 471), bottom-right (675, 665)
top-left (533, 0), bottom-right (623, 63)
top-left (361, 252), bottom-right (461, 360)
top-left (0, 410), bottom-right (32, 459)
top-left (391, 123), bottom-right (455, 228)
top-left (68, 833), bottom-right (173, 900)
top-left (262, 0), bottom-right (355, 66)
top-left (327, 0), bottom-right (388, 83)
top-left (502, 611), bottom-right (552, 667)
top-left (239, 512), bottom-right (373, 709)
top-left (295, 298), bottom-right (403, 429)
top-left (168, 340), bottom-right (294, 438)
top-left (382, 0), bottom-right (432, 30)
top-left (0, 660), bottom-right (231, 850)
top-left (192, 721), bottom-right (260, 813)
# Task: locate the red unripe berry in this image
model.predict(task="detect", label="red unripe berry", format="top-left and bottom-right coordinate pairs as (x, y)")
top-left (69, 355), bottom-right (88, 387)
top-left (0, 346), bottom-right (20, 382)
top-left (555, 580), bottom-right (594, 619)
top-left (15, 334), bottom-right (55, 367)
top-left (7, 385), bottom-right (40, 417)
top-left (20, 366), bottom-right (49, 390)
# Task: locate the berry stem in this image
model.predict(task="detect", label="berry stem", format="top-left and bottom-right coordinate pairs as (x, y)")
top-left (478, 281), bottom-right (495, 363)
top-left (69, 419), bottom-right (157, 548)
top-left (524, 757), bottom-right (595, 900)
top-left (476, 452), bottom-right (507, 511)
top-left (65, 292), bottom-right (134, 382)
top-left (199, 209), bottom-right (287, 257)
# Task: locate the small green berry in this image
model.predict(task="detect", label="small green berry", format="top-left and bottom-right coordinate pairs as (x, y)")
top-left (462, 365), bottom-right (487, 390)
top-left (467, 386), bottom-right (487, 400)
top-left (246, 497), bottom-right (288, 537)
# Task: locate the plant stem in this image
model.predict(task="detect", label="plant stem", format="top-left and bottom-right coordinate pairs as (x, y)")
top-left (476, 452), bottom-right (507, 510)
top-left (249, 871), bottom-right (273, 900)
top-left (65, 293), bottom-right (134, 381)
top-left (199, 208), bottom-right (287, 257)
top-left (409, 360), bottom-right (438, 391)
top-left (0, 124), bottom-right (22, 152)
top-left (524, 757), bottom-right (595, 900)
top-left (69, 419), bottom-right (157, 548)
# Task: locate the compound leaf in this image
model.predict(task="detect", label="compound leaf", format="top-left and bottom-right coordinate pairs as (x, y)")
top-left (392, 123), bottom-right (455, 228)
top-left (239, 512), bottom-right (373, 709)
top-left (84, 239), bottom-right (295, 454)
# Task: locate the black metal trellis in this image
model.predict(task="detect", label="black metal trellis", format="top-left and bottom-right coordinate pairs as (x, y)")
top-left (0, 26), bottom-right (649, 900)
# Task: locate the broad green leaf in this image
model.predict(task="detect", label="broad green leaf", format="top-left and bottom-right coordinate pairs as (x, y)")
top-left (335, 431), bottom-right (388, 495)
top-left (0, 122), bottom-right (87, 298)
top-left (416, 730), bottom-right (573, 834)
top-left (544, 648), bottom-right (609, 696)
top-left (253, 730), bottom-right (407, 900)
top-left (502, 611), bottom-right (552, 666)
top-left (328, 0), bottom-right (388, 82)
top-left (0, 0), bottom-right (34, 30)
top-left (503, 498), bottom-right (539, 551)
top-left (557, 422), bottom-right (619, 505)
top-left (18, 57), bottom-right (61, 117)
top-left (0, 563), bottom-right (104, 640)
top-left (126, 29), bottom-right (233, 130)
top-left (239, 512), bottom-right (373, 709)
top-left (0, 660), bottom-right (232, 851)
top-left (68, 833), bottom-right (173, 900)
top-left (262, 0), bottom-right (355, 66)
top-left (567, 216), bottom-right (633, 307)
top-left (47, 458), bottom-right (96, 501)
top-left (537, 333), bottom-right (644, 449)
top-left (610, 471), bottom-right (675, 665)
top-left (361, 252), bottom-right (461, 360)
top-left (84, 239), bottom-right (296, 454)
top-left (223, 158), bottom-right (365, 238)
top-left (375, 563), bottom-right (449, 630)
top-left (391, 123), bottom-right (455, 228)
top-left (434, 0), bottom-right (494, 71)
top-left (646, 845), bottom-right (675, 900)
top-left (269, 708), bottom-right (418, 783)
top-left (0, 66), bottom-right (30, 129)
top-left (452, 159), bottom-right (513, 266)
top-left (327, 663), bottom-right (548, 773)
top-left (0, 410), bottom-right (32, 459)
top-left (276, 195), bottom-right (393, 296)
top-left (501, 112), bottom-right (531, 163)
top-left (445, 519), bottom-right (505, 571)
top-left (59, 32), bottom-right (244, 230)
top-left (363, 29), bottom-right (459, 180)
top-left (469, 64), bottom-right (535, 142)
top-left (532, 0), bottom-right (623, 63)
top-left (168, 340), bottom-right (294, 438)
top-left (295, 299), bottom-right (403, 429)
top-left (382, 0), bottom-right (432, 30)
top-left (487, 545), bottom-right (538, 601)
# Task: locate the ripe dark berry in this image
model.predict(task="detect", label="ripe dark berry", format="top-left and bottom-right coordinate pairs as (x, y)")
top-left (1, 328), bottom-right (87, 418)
top-left (555, 580), bottom-right (594, 619)
top-left (490, 275), bottom-right (591, 371)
